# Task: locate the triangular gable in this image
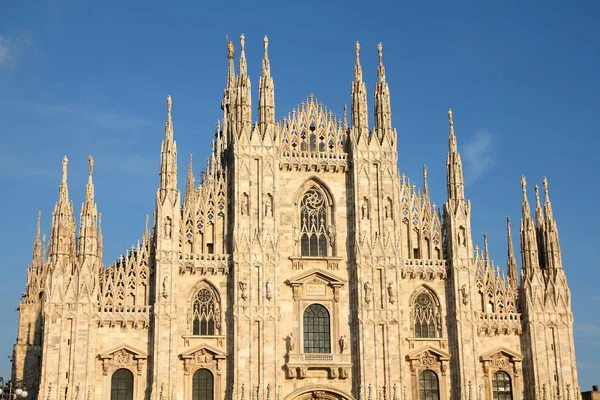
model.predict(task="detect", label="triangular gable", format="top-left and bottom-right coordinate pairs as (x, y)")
top-left (99, 343), bottom-right (147, 360)
top-left (286, 268), bottom-right (346, 287)
top-left (180, 343), bottom-right (226, 359)
top-left (480, 347), bottom-right (522, 362)
top-left (406, 345), bottom-right (451, 361)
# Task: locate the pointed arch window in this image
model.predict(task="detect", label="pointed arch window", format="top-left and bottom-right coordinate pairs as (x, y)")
top-left (492, 371), bottom-right (513, 400)
top-left (414, 291), bottom-right (440, 338)
top-left (192, 286), bottom-right (221, 336)
top-left (419, 370), bottom-right (440, 400)
top-left (111, 368), bottom-right (133, 400)
top-left (300, 187), bottom-right (329, 257)
top-left (192, 369), bottom-right (214, 400)
top-left (303, 304), bottom-right (331, 353)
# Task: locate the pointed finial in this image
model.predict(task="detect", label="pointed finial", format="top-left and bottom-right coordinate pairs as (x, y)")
top-left (448, 109), bottom-right (454, 127)
top-left (423, 164), bottom-right (429, 196)
top-left (355, 41), bottom-right (361, 57)
top-left (62, 155), bottom-right (69, 184)
top-left (521, 176), bottom-right (527, 197)
top-left (377, 42), bottom-right (383, 61)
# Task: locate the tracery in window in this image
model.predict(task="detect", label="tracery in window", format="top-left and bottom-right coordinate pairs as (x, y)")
top-left (300, 187), bottom-right (329, 257)
top-left (303, 303), bottom-right (331, 353)
top-left (413, 291), bottom-right (440, 338)
top-left (419, 370), bottom-right (440, 400)
top-left (492, 371), bottom-right (513, 400)
top-left (192, 285), bottom-right (221, 336)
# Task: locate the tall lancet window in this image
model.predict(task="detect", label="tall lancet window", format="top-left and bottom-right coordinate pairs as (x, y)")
top-left (413, 291), bottom-right (440, 338)
top-left (192, 285), bottom-right (221, 336)
top-left (300, 187), bottom-right (329, 257)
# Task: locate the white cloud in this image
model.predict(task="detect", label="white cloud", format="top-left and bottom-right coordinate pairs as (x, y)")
top-left (462, 130), bottom-right (494, 184)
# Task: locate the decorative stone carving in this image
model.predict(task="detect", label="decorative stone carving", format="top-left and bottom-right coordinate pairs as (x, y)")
top-left (339, 334), bottom-right (348, 353)
top-left (364, 281), bottom-right (372, 304)
top-left (265, 279), bottom-right (273, 300)
top-left (387, 282), bottom-right (396, 304)
top-left (460, 284), bottom-right (469, 305)
top-left (239, 279), bottom-right (248, 300)
top-left (164, 217), bottom-right (172, 239)
top-left (286, 332), bottom-right (296, 353)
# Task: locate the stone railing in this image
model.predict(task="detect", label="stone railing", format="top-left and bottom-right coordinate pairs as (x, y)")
top-left (400, 259), bottom-right (447, 280)
top-left (286, 353), bottom-right (351, 379)
top-left (474, 311), bottom-right (522, 336)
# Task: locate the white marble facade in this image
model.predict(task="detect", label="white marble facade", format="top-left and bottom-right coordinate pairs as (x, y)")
top-left (12, 36), bottom-right (579, 400)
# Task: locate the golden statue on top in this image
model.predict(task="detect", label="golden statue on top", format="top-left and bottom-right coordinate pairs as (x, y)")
top-left (227, 40), bottom-right (235, 59)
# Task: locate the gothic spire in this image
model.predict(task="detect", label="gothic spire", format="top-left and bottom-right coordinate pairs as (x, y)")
top-left (239, 33), bottom-right (247, 77)
top-left (446, 109), bottom-right (465, 200)
top-left (423, 164), bottom-right (429, 198)
top-left (259, 35), bottom-right (275, 128)
top-left (226, 37), bottom-right (236, 89)
top-left (520, 176), bottom-right (540, 277)
top-left (507, 216), bottom-right (518, 285)
top-left (542, 177), bottom-right (553, 222)
top-left (186, 153), bottom-right (194, 198)
top-left (49, 156), bottom-right (76, 259)
top-left (483, 233), bottom-right (490, 269)
top-left (534, 184), bottom-right (544, 229)
top-left (351, 41), bottom-right (368, 133)
top-left (159, 95), bottom-right (178, 200)
top-left (235, 34), bottom-right (252, 135)
top-left (541, 177), bottom-right (562, 271)
top-left (32, 210), bottom-right (41, 267)
top-left (374, 42), bottom-right (392, 142)
top-left (78, 155), bottom-right (99, 258)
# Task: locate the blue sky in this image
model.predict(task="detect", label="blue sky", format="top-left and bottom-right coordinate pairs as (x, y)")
top-left (1, 0), bottom-right (599, 389)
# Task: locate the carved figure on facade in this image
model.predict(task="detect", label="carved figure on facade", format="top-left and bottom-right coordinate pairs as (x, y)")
top-left (364, 281), bottom-right (372, 304)
top-left (164, 216), bottom-right (172, 239)
top-left (239, 279), bottom-right (248, 300)
top-left (265, 279), bottom-right (273, 300)
top-left (339, 334), bottom-right (348, 353)
top-left (286, 332), bottom-right (296, 353)
top-left (387, 282), bottom-right (396, 304)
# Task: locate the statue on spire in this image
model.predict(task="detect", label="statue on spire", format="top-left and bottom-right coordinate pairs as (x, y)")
top-left (448, 109), bottom-right (454, 127)
top-left (62, 155), bottom-right (69, 183)
top-left (167, 95), bottom-right (172, 115)
top-left (521, 176), bottom-right (527, 197)
top-left (88, 155), bottom-right (94, 178)
top-left (227, 38), bottom-right (234, 59)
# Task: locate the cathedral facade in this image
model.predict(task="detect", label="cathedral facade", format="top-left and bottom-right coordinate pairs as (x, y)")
top-left (12, 35), bottom-right (580, 400)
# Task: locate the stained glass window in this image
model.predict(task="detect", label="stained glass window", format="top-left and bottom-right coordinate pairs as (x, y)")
top-left (419, 370), bottom-right (439, 400)
top-left (414, 292), bottom-right (438, 338)
top-left (300, 188), bottom-right (328, 257)
top-left (192, 287), bottom-right (220, 336)
top-left (111, 368), bottom-right (133, 400)
top-left (303, 304), bottom-right (331, 353)
top-left (192, 369), bottom-right (214, 400)
top-left (492, 371), bottom-right (513, 400)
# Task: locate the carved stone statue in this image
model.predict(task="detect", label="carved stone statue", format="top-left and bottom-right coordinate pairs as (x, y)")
top-left (387, 282), bottom-right (396, 304)
top-left (241, 194), bottom-right (248, 216)
top-left (361, 199), bottom-right (369, 220)
top-left (164, 217), bottom-right (172, 239)
top-left (265, 279), bottom-right (272, 301)
top-left (364, 281), bottom-right (372, 304)
top-left (460, 284), bottom-right (469, 305)
top-left (327, 225), bottom-right (336, 248)
top-left (264, 196), bottom-right (272, 217)
top-left (339, 334), bottom-right (348, 353)
top-left (239, 279), bottom-right (248, 300)
top-left (162, 275), bottom-right (169, 298)
top-left (286, 332), bottom-right (296, 353)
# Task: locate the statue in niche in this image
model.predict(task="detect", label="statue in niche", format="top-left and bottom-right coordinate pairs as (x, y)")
top-left (286, 332), bottom-right (296, 353)
top-left (327, 226), bottom-right (336, 248)
top-left (339, 334), bottom-right (348, 353)
top-left (265, 279), bottom-right (273, 300)
top-left (384, 204), bottom-right (390, 220)
top-left (458, 226), bottom-right (466, 247)
top-left (264, 195), bottom-right (272, 217)
top-left (239, 279), bottom-right (248, 300)
top-left (164, 217), bottom-right (172, 239)
top-left (162, 275), bottom-right (169, 299)
top-left (387, 282), bottom-right (396, 304)
top-left (460, 284), bottom-right (469, 305)
top-left (364, 281), bottom-right (372, 304)
top-left (361, 198), bottom-right (369, 220)
top-left (241, 194), bottom-right (248, 216)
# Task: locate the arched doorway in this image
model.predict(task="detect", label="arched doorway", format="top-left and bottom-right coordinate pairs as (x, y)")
top-left (285, 386), bottom-right (354, 400)
top-left (192, 368), bottom-right (214, 400)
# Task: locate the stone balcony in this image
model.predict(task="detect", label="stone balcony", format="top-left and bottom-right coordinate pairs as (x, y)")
top-left (285, 352), bottom-right (351, 379)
